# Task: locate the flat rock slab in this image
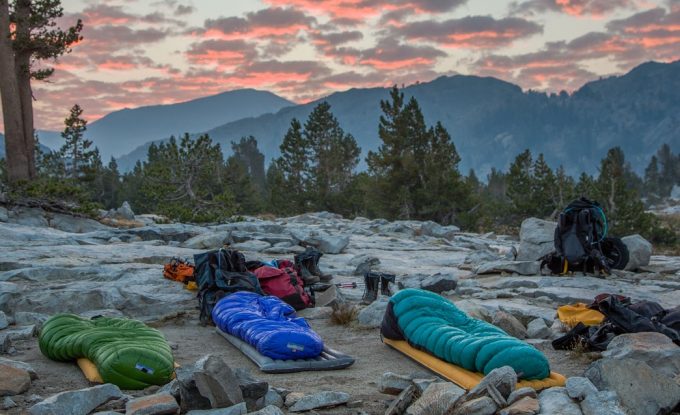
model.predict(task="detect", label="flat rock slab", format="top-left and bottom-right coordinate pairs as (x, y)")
top-left (126, 393), bottom-right (179, 415)
top-left (0, 364), bottom-right (31, 396)
top-left (537, 387), bottom-right (582, 415)
top-left (288, 391), bottom-right (350, 412)
top-left (29, 383), bottom-right (123, 415)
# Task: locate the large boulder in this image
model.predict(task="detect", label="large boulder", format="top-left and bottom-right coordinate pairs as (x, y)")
top-left (537, 387), bottom-right (582, 415)
top-left (104, 201), bottom-right (136, 221)
top-left (621, 234), bottom-right (652, 271)
top-left (584, 357), bottom-right (680, 415)
top-left (405, 382), bottom-right (465, 415)
top-left (420, 221), bottom-right (460, 240)
top-left (602, 332), bottom-right (680, 380)
top-left (357, 297), bottom-right (388, 328)
top-left (491, 312), bottom-right (527, 339)
top-left (181, 232), bottom-right (230, 250)
top-left (516, 218), bottom-right (556, 261)
top-left (8, 207), bottom-right (49, 227)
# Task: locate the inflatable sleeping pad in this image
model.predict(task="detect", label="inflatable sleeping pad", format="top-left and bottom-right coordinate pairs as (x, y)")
top-left (382, 289), bottom-right (550, 380)
top-left (212, 291), bottom-right (324, 360)
top-left (39, 314), bottom-right (175, 389)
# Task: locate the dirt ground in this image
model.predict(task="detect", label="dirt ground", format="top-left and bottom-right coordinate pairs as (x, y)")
top-left (5, 308), bottom-right (597, 415)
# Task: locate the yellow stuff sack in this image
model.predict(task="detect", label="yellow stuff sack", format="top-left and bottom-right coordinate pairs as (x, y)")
top-left (557, 303), bottom-right (605, 328)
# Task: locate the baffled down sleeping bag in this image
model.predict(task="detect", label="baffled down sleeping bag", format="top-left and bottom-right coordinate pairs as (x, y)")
top-left (212, 291), bottom-right (323, 360)
top-left (39, 314), bottom-right (175, 389)
top-left (382, 289), bottom-right (550, 380)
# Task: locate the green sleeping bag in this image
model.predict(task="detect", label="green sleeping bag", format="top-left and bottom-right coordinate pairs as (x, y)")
top-left (39, 314), bottom-right (175, 389)
top-left (388, 289), bottom-right (550, 380)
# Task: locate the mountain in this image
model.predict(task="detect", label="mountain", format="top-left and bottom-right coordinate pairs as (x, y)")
top-left (117, 60), bottom-right (680, 176)
top-left (34, 89), bottom-right (294, 161)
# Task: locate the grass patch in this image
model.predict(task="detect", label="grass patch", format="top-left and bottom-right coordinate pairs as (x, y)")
top-left (330, 302), bottom-right (358, 326)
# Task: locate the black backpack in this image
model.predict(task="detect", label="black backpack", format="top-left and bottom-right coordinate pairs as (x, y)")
top-left (541, 198), bottom-right (629, 275)
top-left (193, 248), bottom-right (263, 325)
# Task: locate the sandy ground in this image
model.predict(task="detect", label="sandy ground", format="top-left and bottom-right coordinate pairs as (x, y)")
top-left (5, 306), bottom-right (598, 415)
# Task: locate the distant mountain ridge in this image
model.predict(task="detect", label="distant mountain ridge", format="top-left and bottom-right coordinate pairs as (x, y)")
top-left (117, 60), bottom-right (680, 176)
top-left (33, 88), bottom-right (294, 161)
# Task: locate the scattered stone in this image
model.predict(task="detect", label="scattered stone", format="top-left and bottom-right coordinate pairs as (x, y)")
top-left (385, 385), bottom-right (416, 415)
top-left (193, 355), bottom-right (245, 409)
top-left (411, 378), bottom-right (438, 394)
top-left (0, 364), bottom-right (30, 396)
top-left (175, 366), bottom-right (211, 412)
top-left (246, 405), bottom-right (284, 415)
top-left (0, 311), bottom-right (8, 329)
top-left (288, 391), bottom-right (350, 412)
top-left (526, 318), bottom-right (551, 339)
top-left (420, 221), bottom-right (460, 239)
top-left (452, 396), bottom-right (497, 415)
top-left (182, 232), bottom-right (230, 250)
top-left (125, 393), bottom-right (179, 415)
top-left (13, 312), bottom-right (49, 330)
top-left (380, 372), bottom-right (413, 395)
top-left (0, 207), bottom-right (8, 223)
top-left (261, 389), bottom-right (283, 409)
top-left (602, 332), bottom-right (680, 380)
top-left (491, 312), bottom-right (527, 340)
top-left (0, 357), bottom-right (38, 380)
top-left (234, 368), bottom-right (268, 401)
top-left (467, 366), bottom-right (517, 402)
top-left (104, 201), bottom-right (136, 221)
top-left (406, 382), bottom-right (465, 415)
top-left (499, 397), bottom-right (539, 415)
top-left (347, 400), bottom-right (363, 408)
top-left (420, 273), bottom-right (458, 293)
top-left (1, 396), bottom-right (17, 410)
top-left (284, 392), bottom-right (304, 408)
top-left (29, 384), bottom-right (123, 415)
top-left (537, 387), bottom-right (582, 415)
top-left (476, 261), bottom-right (540, 276)
top-left (357, 297), bottom-right (388, 328)
top-left (622, 234), bottom-right (652, 270)
top-left (580, 390), bottom-right (626, 415)
top-left (565, 377), bottom-right (598, 401)
top-left (516, 218), bottom-right (556, 261)
top-left (5, 324), bottom-right (36, 341)
top-left (350, 254), bottom-right (380, 275)
top-left (507, 387), bottom-right (537, 406)
top-left (0, 332), bottom-right (13, 354)
top-left (186, 402), bottom-right (248, 414)
top-left (157, 380), bottom-right (180, 401)
top-left (585, 357), bottom-right (680, 415)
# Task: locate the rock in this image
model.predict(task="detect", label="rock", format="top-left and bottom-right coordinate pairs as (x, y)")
top-left (411, 378), bottom-right (438, 394)
top-left (406, 382), bottom-right (465, 415)
top-left (357, 296), bottom-right (388, 328)
top-left (537, 387), bottom-right (582, 415)
top-left (105, 201), bottom-right (136, 221)
top-left (350, 255), bottom-right (380, 275)
top-left (1, 396), bottom-right (17, 410)
top-left (9, 207), bottom-right (49, 227)
top-left (0, 332), bottom-right (12, 354)
top-left (158, 380), bottom-right (180, 401)
top-left (420, 273), bottom-right (458, 293)
top-left (500, 397), bottom-right (539, 415)
top-left (0, 357), bottom-right (38, 380)
top-left (420, 221), bottom-right (460, 239)
top-left (175, 366), bottom-right (212, 412)
top-left (452, 396), bottom-right (497, 415)
top-left (602, 332), bottom-right (680, 380)
top-left (193, 355), bottom-right (244, 409)
top-left (234, 368), bottom-right (268, 409)
top-left (622, 234), bottom-right (652, 270)
top-left (0, 311), bottom-right (7, 329)
top-left (29, 384), bottom-right (123, 415)
top-left (246, 405), bottom-right (284, 415)
top-left (49, 214), bottom-right (112, 233)
top-left (5, 324), bottom-right (36, 341)
top-left (0, 364), bottom-right (31, 396)
top-left (526, 318), bottom-right (551, 339)
top-left (580, 390), bottom-right (626, 415)
top-left (671, 185), bottom-right (680, 201)
top-left (125, 393), bottom-right (180, 415)
top-left (476, 261), bottom-right (540, 276)
top-left (261, 389), bottom-right (283, 408)
top-left (292, 230), bottom-right (349, 254)
top-left (385, 385), bottom-right (417, 415)
top-left (288, 391), bottom-right (350, 412)
top-left (506, 387), bottom-right (537, 406)
top-left (182, 232), bottom-right (230, 249)
top-left (584, 357), bottom-right (680, 415)
top-left (380, 372), bottom-right (413, 395)
top-left (491, 311), bottom-right (527, 339)
top-left (467, 366), bottom-right (517, 401)
top-left (0, 207), bottom-right (8, 223)
top-left (565, 377), bottom-right (597, 401)
top-left (13, 312), bottom-right (48, 330)
top-left (517, 218), bottom-right (556, 261)
top-left (284, 392), bottom-right (304, 407)
top-left (230, 240), bottom-right (271, 252)
top-left (186, 402), bottom-right (248, 414)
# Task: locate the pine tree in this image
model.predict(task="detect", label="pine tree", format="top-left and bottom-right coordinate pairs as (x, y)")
top-left (644, 155), bottom-right (661, 202)
top-left (657, 144), bottom-right (677, 197)
top-left (231, 136), bottom-right (266, 195)
top-left (531, 153), bottom-right (557, 217)
top-left (303, 101), bottom-right (360, 212)
top-left (554, 165), bottom-right (575, 208)
top-left (275, 118), bottom-right (310, 213)
top-left (225, 154), bottom-right (262, 215)
top-left (506, 149), bottom-right (534, 215)
top-left (59, 104), bottom-right (98, 180)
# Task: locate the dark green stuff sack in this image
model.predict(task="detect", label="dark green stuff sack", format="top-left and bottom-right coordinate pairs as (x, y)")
top-left (39, 314), bottom-right (174, 389)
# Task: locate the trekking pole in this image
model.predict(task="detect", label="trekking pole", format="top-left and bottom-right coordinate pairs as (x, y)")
top-left (335, 282), bottom-right (363, 288)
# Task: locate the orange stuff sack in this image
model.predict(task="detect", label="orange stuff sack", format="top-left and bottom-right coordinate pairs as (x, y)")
top-left (557, 303), bottom-right (605, 328)
top-left (163, 258), bottom-right (195, 284)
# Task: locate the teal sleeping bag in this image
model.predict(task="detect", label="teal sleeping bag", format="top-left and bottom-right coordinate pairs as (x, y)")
top-left (39, 314), bottom-right (174, 389)
top-left (384, 289), bottom-right (550, 380)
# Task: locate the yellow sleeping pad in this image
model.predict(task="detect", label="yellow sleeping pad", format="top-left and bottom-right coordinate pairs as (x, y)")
top-left (383, 339), bottom-right (566, 391)
top-left (77, 358), bottom-right (179, 384)
top-left (557, 303), bottom-right (605, 328)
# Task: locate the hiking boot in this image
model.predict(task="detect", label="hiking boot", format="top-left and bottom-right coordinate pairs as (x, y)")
top-left (362, 272), bottom-right (380, 304)
top-left (379, 273), bottom-right (396, 296)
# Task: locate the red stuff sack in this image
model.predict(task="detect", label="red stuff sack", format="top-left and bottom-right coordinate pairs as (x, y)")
top-left (253, 264), bottom-right (313, 310)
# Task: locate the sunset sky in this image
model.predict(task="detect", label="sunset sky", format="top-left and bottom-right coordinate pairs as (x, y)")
top-left (3, 0), bottom-right (679, 131)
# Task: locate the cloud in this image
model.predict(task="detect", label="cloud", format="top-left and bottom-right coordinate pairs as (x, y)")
top-left (175, 4), bottom-right (195, 16)
top-left (185, 39), bottom-right (258, 69)
top-left (509, 0), bottom-right (638, 17)
top-left (200, 7), bottom-right (315, 40)
top-left (396, 16), bottom-right (543, 48)
top-left (358, 37), bottom-right (446, 69)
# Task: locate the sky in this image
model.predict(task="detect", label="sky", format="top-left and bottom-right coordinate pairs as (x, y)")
top-left (3, 0), bottom-right (680, 131)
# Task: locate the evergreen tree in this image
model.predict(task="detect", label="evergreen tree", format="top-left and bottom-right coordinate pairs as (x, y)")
top-left (265, 162), bottom-right (288, 215)
top-left (657, 144), bottom-right (678, 197)
top-left (231, 136), bottom-right (266, 195)
top-left (98, 157), bottom-right (121, 209)
top-left (644, 155), bottom-right (661, 202)
top-left (554, 165), bottom-right (575, 208)
top-left (506, 149), bottom-right (534, 215)
top-left (304, 101), bottom-right (360, 212)
top-left (531, 153), bottom-right (557, 217)
top-left (225, 154), bottom-right (262, 215)
top-left (274, 118), bottom-right (310, 212)
top-left (59, 104), bottom-right (98, 180)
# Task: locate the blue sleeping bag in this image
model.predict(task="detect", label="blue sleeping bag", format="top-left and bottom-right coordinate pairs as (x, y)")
top-left (212, 292), bottom-right (324, 360)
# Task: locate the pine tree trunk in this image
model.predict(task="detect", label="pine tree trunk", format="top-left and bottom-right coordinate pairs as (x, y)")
top-left (0, 0), bottom-right (31, 182)
top-left (15, 0), bottom-right (36, 179)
